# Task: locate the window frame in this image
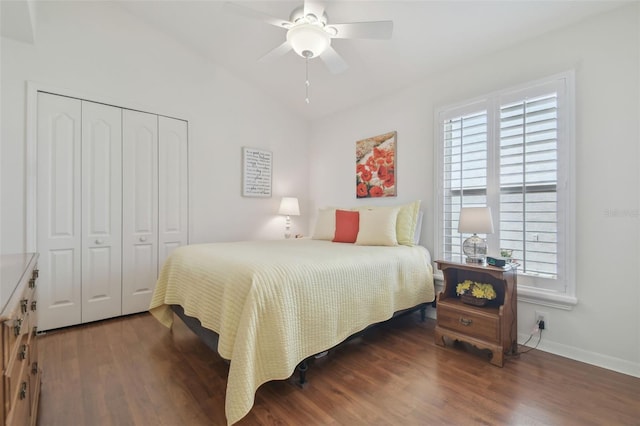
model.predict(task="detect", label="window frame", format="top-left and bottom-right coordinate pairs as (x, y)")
top-left (434, 72), bottom-right (577, 309)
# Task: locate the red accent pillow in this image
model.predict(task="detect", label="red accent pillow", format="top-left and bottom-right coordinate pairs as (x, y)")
top-left (333, 210), bottom-right (360, 243)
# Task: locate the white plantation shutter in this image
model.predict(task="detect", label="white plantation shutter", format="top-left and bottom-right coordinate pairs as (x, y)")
top-left (436, 73), bottom-right (575, 302)
top-left (499, 93), bottom-right (558, 278)
top-left (442, 107), bottom-right (488, 263)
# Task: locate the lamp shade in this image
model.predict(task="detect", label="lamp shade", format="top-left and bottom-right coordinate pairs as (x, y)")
top-left (286, 24), bottom-right (331, 58)
top-left (458, 207), bottom-right (494, 234)
top-left (278, 197), bottom-right (300, 216)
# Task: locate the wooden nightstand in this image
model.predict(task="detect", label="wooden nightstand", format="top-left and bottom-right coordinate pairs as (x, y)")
top-left (434, 260), bottom-right (517, 367)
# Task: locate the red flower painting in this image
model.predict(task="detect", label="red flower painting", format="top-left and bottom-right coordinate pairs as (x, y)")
top-left (355, 131), bottom-right (397, 198)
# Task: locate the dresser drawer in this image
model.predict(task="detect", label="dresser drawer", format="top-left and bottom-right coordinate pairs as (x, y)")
top-left (437, 303), bottom-right (500, 342)
top-left (2, 298), bottom-right (31, 370)
top-left (4, 311), bottom-right (32, 416)
top-left (5, 366), bottom-right (30, 426)
top-left (5, 335), bottom-right (28, 396)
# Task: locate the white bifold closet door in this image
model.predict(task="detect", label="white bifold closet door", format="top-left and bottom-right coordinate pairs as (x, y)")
top-left (121, 110), bottom-right (159, 316)
top-left (158, 116), bottom-right (189, 270)
top-left (36, 93), bottom-right (83, 330)
top-left (81, 101), bottom-right (123, 323)
top-left (37, 95), bottom-right (123, 328)
top-left (121, 113), bottom-right (189, 315)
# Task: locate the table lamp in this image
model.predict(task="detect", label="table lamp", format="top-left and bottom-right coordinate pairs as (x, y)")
top-left (458, 206), bottom-right (494, 264)
top-left (278, 197), bottom-right (300, 238)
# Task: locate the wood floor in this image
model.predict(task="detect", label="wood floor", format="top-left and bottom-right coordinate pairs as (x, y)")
top-left (37, 311), bottom-right (639, 426)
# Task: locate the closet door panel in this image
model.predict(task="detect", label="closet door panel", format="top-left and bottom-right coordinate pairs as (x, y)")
top-left (158, 116), bottom-right (189, 271)
top-left (122, 110), bottom-right (158, 315)
top-left (81, 101), bottom-right (122, 323)
top-left (36, 93), bottom-right (82, 331)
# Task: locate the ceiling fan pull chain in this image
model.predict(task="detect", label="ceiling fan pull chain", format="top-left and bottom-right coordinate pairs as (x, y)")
top-left (305, 55), bottom-right (310, 104)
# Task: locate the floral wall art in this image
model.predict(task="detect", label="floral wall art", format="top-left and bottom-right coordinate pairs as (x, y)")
top-left (356, 131), bottom-right (397, 198)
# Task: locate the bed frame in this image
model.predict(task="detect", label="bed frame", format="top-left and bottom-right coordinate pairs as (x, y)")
top-left (171, 302), bottom-right (430, 387)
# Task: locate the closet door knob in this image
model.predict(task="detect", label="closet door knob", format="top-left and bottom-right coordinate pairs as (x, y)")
top-left (139, 236), bottom-right (147, 242)
top-left (95, 239), bottom-right (104, 244)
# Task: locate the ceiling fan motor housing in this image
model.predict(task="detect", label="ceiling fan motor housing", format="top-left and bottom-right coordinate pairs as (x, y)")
top-left (289, 5), bottom-right (328, 25)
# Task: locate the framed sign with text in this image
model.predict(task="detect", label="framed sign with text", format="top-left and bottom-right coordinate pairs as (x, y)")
top-left (242, 147), bottom-right (272, 197)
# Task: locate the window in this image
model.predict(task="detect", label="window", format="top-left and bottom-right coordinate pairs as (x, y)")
top-left (436, 73), bottom-right (576, 307)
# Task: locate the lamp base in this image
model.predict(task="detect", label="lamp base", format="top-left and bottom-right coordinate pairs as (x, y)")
top-left (465, 256), bottom-right (486, 265)
top-left (462, 234), bottom-right (488, 265)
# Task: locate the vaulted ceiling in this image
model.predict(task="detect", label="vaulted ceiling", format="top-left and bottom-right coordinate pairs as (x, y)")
top-left (3, 1), bottom-right (630, 120)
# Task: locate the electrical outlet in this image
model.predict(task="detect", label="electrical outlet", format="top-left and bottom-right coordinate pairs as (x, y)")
top-left (535, 310), bottom-right (549, 330)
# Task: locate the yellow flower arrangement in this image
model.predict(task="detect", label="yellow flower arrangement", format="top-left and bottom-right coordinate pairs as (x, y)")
top-left (455, 280), bottom-right (497, 300)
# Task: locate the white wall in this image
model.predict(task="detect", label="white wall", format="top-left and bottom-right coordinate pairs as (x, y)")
top-left (309, 4), bottom-right (639, 377)
top-left (1, 1), bottom-right (310, 254)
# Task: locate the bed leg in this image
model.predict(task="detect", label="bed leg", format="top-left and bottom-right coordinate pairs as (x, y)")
top-left (420, 305), bottom-right (427, 322)
top-left (297, 359), bottom-right (308, 388)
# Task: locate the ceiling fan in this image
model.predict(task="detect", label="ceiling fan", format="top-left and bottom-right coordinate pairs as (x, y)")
top-left (224, 1), bottom-right (394, 75)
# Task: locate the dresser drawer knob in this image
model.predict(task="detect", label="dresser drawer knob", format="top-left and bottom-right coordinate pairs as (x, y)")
top-left (14, 319), bottom-right (22, 336)
top-left (32, 362), bottom-right (38, 375)
top-left (29, 278), bottom-right (36, 288)
top-left (19, 382), bottom-right (27, 400)
top-left (19, 344), bottom-right (27, 360)
top-left (459, 317), bottom-right (473, 326)
top-left (33, 269), bottom-right (39, 278)
top-left (21, 299), bottom-right (28, 313)
top-left (31, 300), bottom-right (37, 311)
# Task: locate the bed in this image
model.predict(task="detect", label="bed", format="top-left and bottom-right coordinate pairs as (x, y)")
top-left (149, 205), bottom-right (434, 425)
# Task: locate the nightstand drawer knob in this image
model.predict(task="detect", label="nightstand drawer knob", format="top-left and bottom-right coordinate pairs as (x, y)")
top-left (459, 317), bottom-right (473, 326)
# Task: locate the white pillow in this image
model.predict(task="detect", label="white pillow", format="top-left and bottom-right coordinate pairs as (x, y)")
top-left (353, 201), bottom-right (421, 246)
top-left (311, 208), bottom-right (336, 240)
top-left (355, 207), bottom-right (400, 246)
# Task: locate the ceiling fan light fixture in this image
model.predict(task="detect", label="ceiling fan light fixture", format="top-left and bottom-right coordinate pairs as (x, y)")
top-left (286, 23), bottom-right (331, 58)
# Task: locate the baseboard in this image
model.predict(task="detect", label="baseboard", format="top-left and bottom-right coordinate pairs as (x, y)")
top-left (518, 332), bottom-right (640, 378)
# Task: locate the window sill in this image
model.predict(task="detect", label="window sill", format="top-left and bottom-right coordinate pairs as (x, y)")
top-left (517, 286), bottom-right (577, 310)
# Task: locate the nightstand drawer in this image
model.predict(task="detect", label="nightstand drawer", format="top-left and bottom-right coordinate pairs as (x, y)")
top-left (437, 304), bottom-right (500, 342)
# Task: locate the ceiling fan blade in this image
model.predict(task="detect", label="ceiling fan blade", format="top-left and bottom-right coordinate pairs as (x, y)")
top-left (320, 46), bottom-right (348, 75)
top-left (303, 0), bottom-right (325, 20)
top-left (224, 2), bottom-right (290, 29)
top-left (258, 41), bottom-right (292, 63)
top-left (331, 21), bottom-right (394, 39)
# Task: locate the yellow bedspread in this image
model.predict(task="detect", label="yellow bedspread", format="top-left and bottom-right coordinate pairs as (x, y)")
top-left (149, 239), bottom-right (434, 425)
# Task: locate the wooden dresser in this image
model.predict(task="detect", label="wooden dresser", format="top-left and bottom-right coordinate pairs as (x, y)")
top-left (0, 254), bottom-right (41, 425)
